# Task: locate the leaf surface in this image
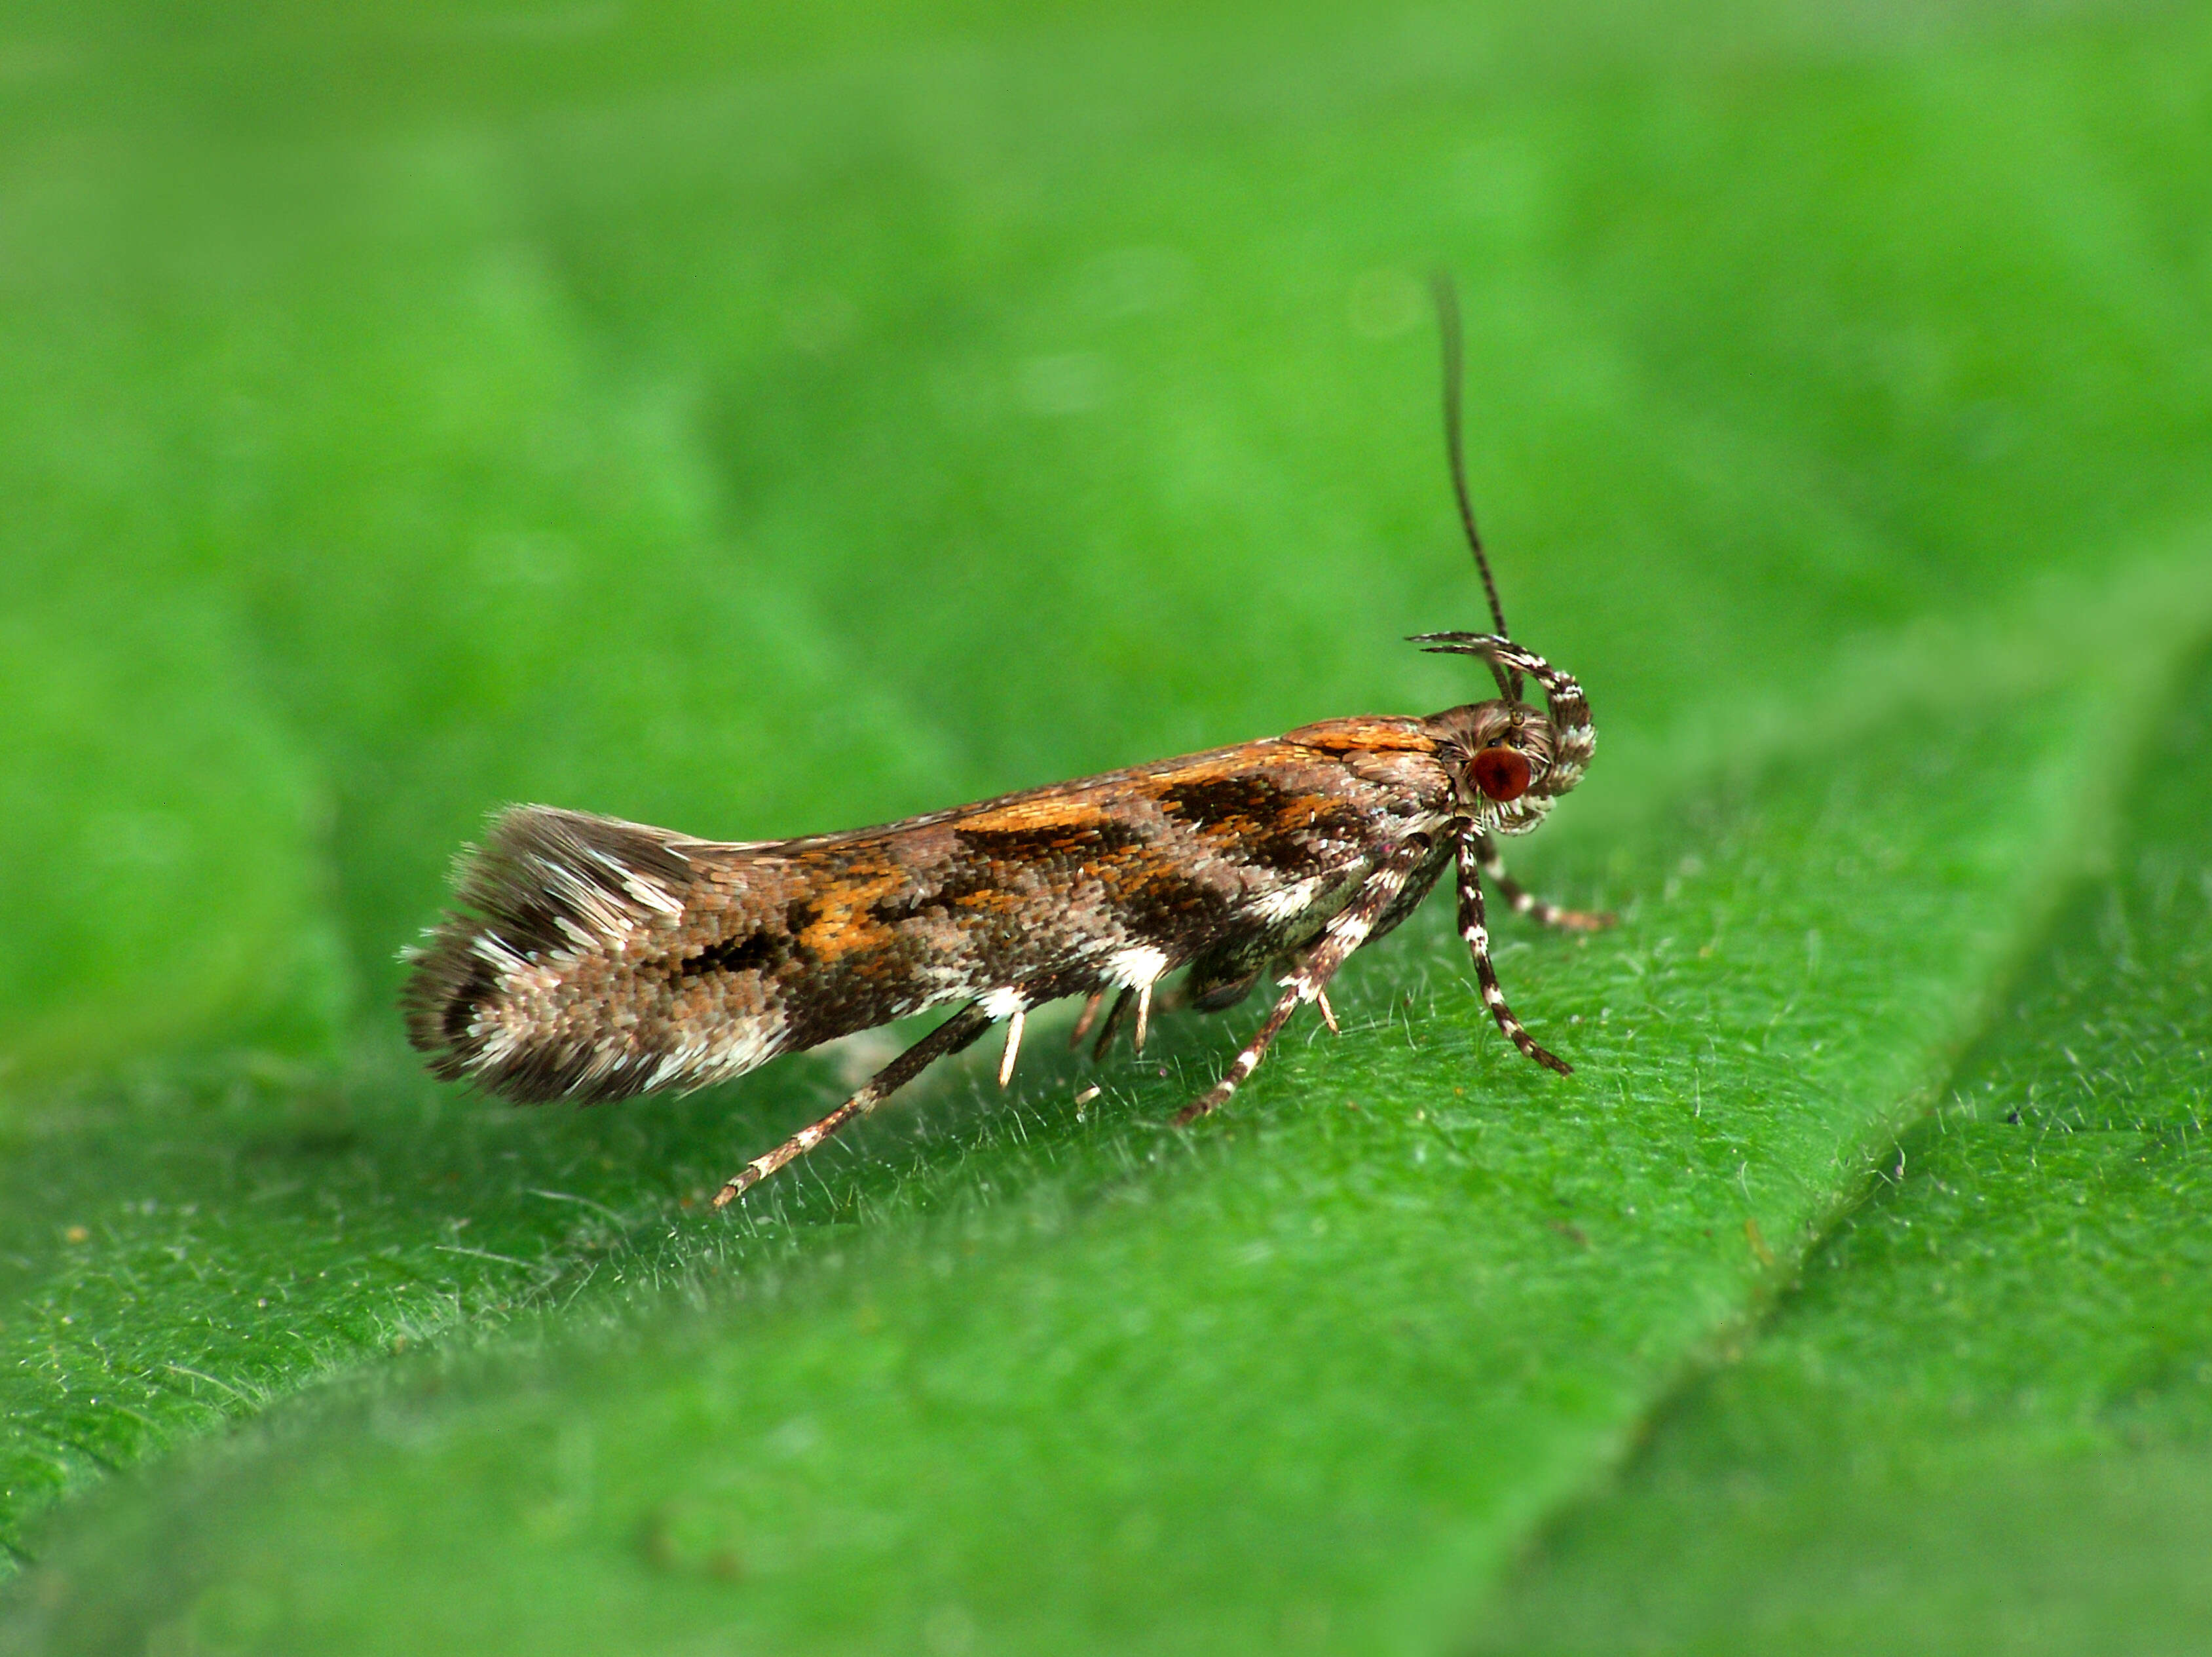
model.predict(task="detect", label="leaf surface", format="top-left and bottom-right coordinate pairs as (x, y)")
top-left (2, 1), bottom-right (2210, 1649)
top-left (1474, 643), bottom-right (2212, 1656)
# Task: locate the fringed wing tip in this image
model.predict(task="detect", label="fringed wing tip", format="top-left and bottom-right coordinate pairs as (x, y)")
top-left (400, 805), bottom-right (701, 1103)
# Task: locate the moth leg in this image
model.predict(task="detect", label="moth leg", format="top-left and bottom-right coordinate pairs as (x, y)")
top-left (1091, 986), bottom-right (1136, 1061)
top-left (1469, 829), bottom-right (1614, 932)
top-left (1082, 981), bottom-right (1160, 1057)
top-left (997, 1005), bottom-right (1027, 1088)
top-left (1069, 990), bottom-right (1108, 1049)
top-left (713, 1003), bottom-right (994, 1206)
top-left (1172, 980), bottom-right (1305, 1126)
top-left (1175, 836), bottom-right (1429, 1125)
top-left (1457, 831), bottom-right (1571, 1075)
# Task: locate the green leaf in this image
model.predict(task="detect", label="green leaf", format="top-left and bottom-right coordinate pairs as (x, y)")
top-left (1472, 643), bottom-right (2212, 1656)
top-left (3, 1), bottom-right (2211, 1650)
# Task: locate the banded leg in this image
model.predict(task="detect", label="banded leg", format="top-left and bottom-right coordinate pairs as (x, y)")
top-left (713, 1004), bottom-right (993, 1206)
top-left (1171, 980), bottom-right (1304, 1126)
top-left (1457, 831), bottom-right (1570, 1074)
top-left (1175, 836), bottom-right (1429, 1125)
top-left (1468, 829), bottom-right (1613, 932)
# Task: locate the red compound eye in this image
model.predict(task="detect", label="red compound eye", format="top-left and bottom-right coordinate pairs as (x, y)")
top-left (1471, 745), bottom-right (1532, 803)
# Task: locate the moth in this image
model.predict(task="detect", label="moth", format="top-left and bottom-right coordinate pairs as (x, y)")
top-left (403, 279), bottom-right (1610, 1207)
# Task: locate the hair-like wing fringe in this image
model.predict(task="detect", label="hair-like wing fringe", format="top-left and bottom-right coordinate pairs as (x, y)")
top-left (401, 806), bottom-right (698, 1101)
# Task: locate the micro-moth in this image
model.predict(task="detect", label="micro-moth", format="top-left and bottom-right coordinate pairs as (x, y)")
top-left (404, 279), bottom-right (1609, 1205)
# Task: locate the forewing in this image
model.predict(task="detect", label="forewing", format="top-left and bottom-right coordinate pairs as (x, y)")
top-left (403, 717), bottom-right (1454, 1101)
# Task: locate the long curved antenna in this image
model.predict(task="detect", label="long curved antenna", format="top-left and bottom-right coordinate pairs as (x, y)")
top-left (1431, 271), bottom-right (1520, 704)
top-left (1410, 632), bottom-right (1594, 794)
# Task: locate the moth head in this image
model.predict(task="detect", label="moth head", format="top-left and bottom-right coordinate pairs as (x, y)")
top-left (1415, 632), bottom-right (1595, 834)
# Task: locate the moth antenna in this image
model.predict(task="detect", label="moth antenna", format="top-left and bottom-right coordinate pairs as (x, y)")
top-left (1430, 270), bottom-right (1521, 705)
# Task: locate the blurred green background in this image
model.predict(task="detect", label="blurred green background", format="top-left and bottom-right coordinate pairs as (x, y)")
top-left (2, 1), bottom-right (2210, 1651)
